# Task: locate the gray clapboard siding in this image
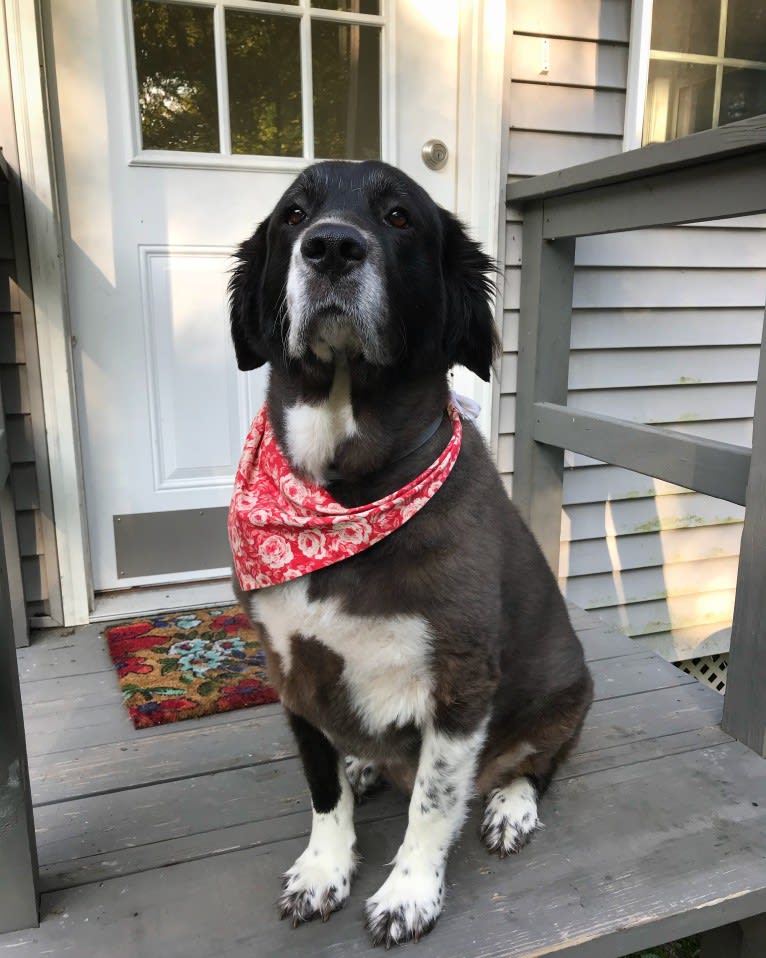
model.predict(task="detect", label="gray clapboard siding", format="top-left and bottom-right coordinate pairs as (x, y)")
top-left (563, 465), bottom-right (688, 505)
top-left (507, 131), bottom-right (623, 176)
top-left (507, 226), bottom-right (766, 270)
top-left (561, 493), bottom-right (745, 543)
top-left (0, 313), bottom-right (23, 361)
top-left (510, 84), bottom-right (626, 136)
top-left (502, 346), bottom-right (761, 392)
top-left (595, 590), bottom-right (737, 638)
top-left (5, 413), bottom-right (34, 460)
top-left (16, 512), bottom-right (42, 557)
top-left (569, 347), bottom-right (760, 389)
top-left (510, 35), bottom-right (628, 89)
top-left (639, 621), bottom-right (732, 659)
top-left (512, 0), bottom-right (631, 43)
top-left (0, 150), bottom-right (55, 626)
top-left (561, 523), bottom-right (744, 578)
top-left (577, 226), bottom-right (766, 267)
top-left (566, 384), bottom-right (757, 425)
top-left (570, 311), bottom-right (764, 348)
top-left (502, 310), bottom-right (519, 348)
top-left (564, 556), bottom-right (740, 611)
top-left (572, 268), bottom-right (766, 308)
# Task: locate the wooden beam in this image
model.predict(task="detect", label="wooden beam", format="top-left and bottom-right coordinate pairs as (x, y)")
top-left (540, 151), bottom-right (766, 238)
top-left (506, 113), bottom-right (766, 204)
top-left (723, 309), bottom-right (766, 757)
top-left (533, 402), bottom-right (751, 506)
top-left (512, 203), bottom-right (575, 573)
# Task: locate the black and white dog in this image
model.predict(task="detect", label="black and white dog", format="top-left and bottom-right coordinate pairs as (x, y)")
top-left (228, 160), bottom-right (592, 946)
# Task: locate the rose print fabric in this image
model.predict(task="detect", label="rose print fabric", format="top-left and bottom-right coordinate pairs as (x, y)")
top-left (228, 403), bottom-right (462, 591)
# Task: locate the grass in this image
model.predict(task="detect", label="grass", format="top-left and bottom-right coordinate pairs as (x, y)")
top-left (628, 937), bottom-right (699, 958)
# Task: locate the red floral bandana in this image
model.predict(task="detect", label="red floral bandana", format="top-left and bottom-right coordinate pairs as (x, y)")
top-left (228, 403), bottom-right (462, 591)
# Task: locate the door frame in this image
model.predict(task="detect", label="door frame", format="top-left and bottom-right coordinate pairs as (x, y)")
top-left (5, 0), bottom-right (508, 626)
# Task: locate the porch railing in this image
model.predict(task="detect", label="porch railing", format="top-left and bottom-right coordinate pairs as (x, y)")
top-left (507, 114), bottom-right (766, 759)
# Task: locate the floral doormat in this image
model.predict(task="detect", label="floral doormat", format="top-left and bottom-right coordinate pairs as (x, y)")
top-left (104, 605), bottom-right (279, 729)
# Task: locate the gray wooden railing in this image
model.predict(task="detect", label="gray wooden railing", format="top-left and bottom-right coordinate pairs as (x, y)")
top-left (507, 114), bottom-right (766, 759)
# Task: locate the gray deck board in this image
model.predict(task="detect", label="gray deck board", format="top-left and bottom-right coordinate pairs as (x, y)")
top-left (25, 651), bottom-right (695, 806)
top-left (4, 743), bottom-right (765, 958)
top-left (3, 606), bottom-right (764, 957)
top-left (34, 684), bottom-right (727, 892)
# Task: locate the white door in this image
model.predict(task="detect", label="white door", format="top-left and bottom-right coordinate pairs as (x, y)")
top-left (46, 0), bottom-right (463, 598)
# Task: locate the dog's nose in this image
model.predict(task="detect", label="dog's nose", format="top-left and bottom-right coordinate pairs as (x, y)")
top-left (300, 224), bottom-right (367, 275)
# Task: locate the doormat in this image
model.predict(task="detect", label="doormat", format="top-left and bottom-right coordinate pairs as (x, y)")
top-left (104, 605), bottom-right (279, 729)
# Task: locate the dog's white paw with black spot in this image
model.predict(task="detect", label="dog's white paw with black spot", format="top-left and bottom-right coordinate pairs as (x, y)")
top-left (345, 756), bottom-right (383, 803)
top-left (365, 864), bottom-right (445, 946)
top-left (481, 777), bottom-right (541, 858)
top-left (278, 844), bottom-right (356, 927)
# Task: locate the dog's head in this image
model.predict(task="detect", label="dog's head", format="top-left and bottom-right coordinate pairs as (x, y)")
top-left (229, 160), bottom-right (499, 381)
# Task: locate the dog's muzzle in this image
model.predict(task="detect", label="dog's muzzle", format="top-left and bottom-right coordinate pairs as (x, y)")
top-left (286, 219), bottom-right (389, 365)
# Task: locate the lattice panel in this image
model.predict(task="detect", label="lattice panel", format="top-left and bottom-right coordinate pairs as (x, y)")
top-left (677, 654), bottom-right (728, 694)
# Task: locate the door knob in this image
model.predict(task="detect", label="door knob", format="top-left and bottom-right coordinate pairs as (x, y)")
top-left (422, 139), bottom-right (449, 171)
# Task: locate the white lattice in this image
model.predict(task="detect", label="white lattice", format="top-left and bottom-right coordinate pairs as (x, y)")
top-left (677, 654), bottom-right (728, 694)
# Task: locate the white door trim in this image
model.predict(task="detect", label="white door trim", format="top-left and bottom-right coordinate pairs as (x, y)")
top-left (623, 0), bottom-right (654, 151)
top-left (4, 0), bottom-right (92, 626)
top-left (454, 0), bottom-right (508, 446)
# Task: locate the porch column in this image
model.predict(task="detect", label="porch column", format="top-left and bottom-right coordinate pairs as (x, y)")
top-left (722, 306), bottom-right (766, 757)
top-left (512, 201), bottom-right (576, 574)
top-left (0, 396), bottom-right (39, 932)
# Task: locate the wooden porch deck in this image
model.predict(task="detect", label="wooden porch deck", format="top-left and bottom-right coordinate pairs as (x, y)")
top-left (2, 604), bottom-right (765, 958)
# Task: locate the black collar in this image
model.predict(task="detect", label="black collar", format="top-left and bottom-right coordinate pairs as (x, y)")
top-left (324, 412), bottom-right (446, 484)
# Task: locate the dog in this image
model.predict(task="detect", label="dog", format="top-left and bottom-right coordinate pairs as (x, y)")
top-left (227, 160), bottom-right (593, 947)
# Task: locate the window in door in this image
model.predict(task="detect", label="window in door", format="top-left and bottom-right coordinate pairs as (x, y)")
top-left (129, 0), bottom-right (384, 164)
top-left (641, 0), bottom-right (766, 144)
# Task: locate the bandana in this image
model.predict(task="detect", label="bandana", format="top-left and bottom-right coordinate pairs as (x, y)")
top-left (228, 403), bottom-right (462, 591)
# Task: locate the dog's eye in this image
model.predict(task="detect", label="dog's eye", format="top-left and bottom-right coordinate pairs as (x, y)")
top-left (285, 207), bottom-right (306, 226)
top-left (385, 209), bottom-right (409, 229)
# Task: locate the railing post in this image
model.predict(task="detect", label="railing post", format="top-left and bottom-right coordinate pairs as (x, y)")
top-left (722, 308), bottom-right (766, 757)
top-left (0, 393), bottom-right (39, 932)
top-left (512, 201), bottom-right (576, 574)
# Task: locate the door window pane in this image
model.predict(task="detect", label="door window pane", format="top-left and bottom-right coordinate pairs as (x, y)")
top-left (650, 0), bottom-right (720, 55)
top-left (312, 21), bottom-right (381, 159)
top-left (721, 67), bottom-right (766, 125)
top-left (312, 1), bottom-right (380, 13)
top-left (133, 1), bottom-right (219, 152)
top-left (643, 61), bottom-right (716, 144)
top-left (725, 0), bottom-right (766, 61)
top-left (226, 12), bottom-right (303, 156)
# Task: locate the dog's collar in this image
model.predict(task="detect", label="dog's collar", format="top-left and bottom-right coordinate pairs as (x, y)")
top-left (228, 402), bottom-right (463, 591)
top-left (323, 412), bottom-right (445, 483)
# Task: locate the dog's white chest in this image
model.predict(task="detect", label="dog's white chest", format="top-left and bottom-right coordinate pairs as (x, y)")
top-left (245, 579), bottom-right (434, 734)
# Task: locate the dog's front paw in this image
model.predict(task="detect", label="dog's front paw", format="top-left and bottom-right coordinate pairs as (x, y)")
top-left (279, 848), bottom-right (355, 927)
top-left (481, 778), bottom-right (541, 858)
top-left (345, 756), bottom-right (383, 803)
top-left (365, 865), bottom-right (445, 946)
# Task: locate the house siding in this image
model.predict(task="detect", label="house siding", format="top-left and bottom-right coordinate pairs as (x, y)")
top-left (503, 0), bottom-right (766, 660)
top-left (0, 183), bottom-right (48, 619)
top-left (1, 23), bottom-right (59, 626)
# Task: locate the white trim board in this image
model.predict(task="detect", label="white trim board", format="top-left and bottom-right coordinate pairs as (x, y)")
top-left (453, 0), bottom-right (507, 444)
top-left (623, 0), bottom-right (653, 151)
top-left (91, 577), bottom-right (237, 623)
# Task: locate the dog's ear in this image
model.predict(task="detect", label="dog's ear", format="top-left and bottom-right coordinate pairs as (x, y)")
top-left (228, 218), bottom-right (270, 371)
top-left (440, 209), bottom-right (500, 382)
